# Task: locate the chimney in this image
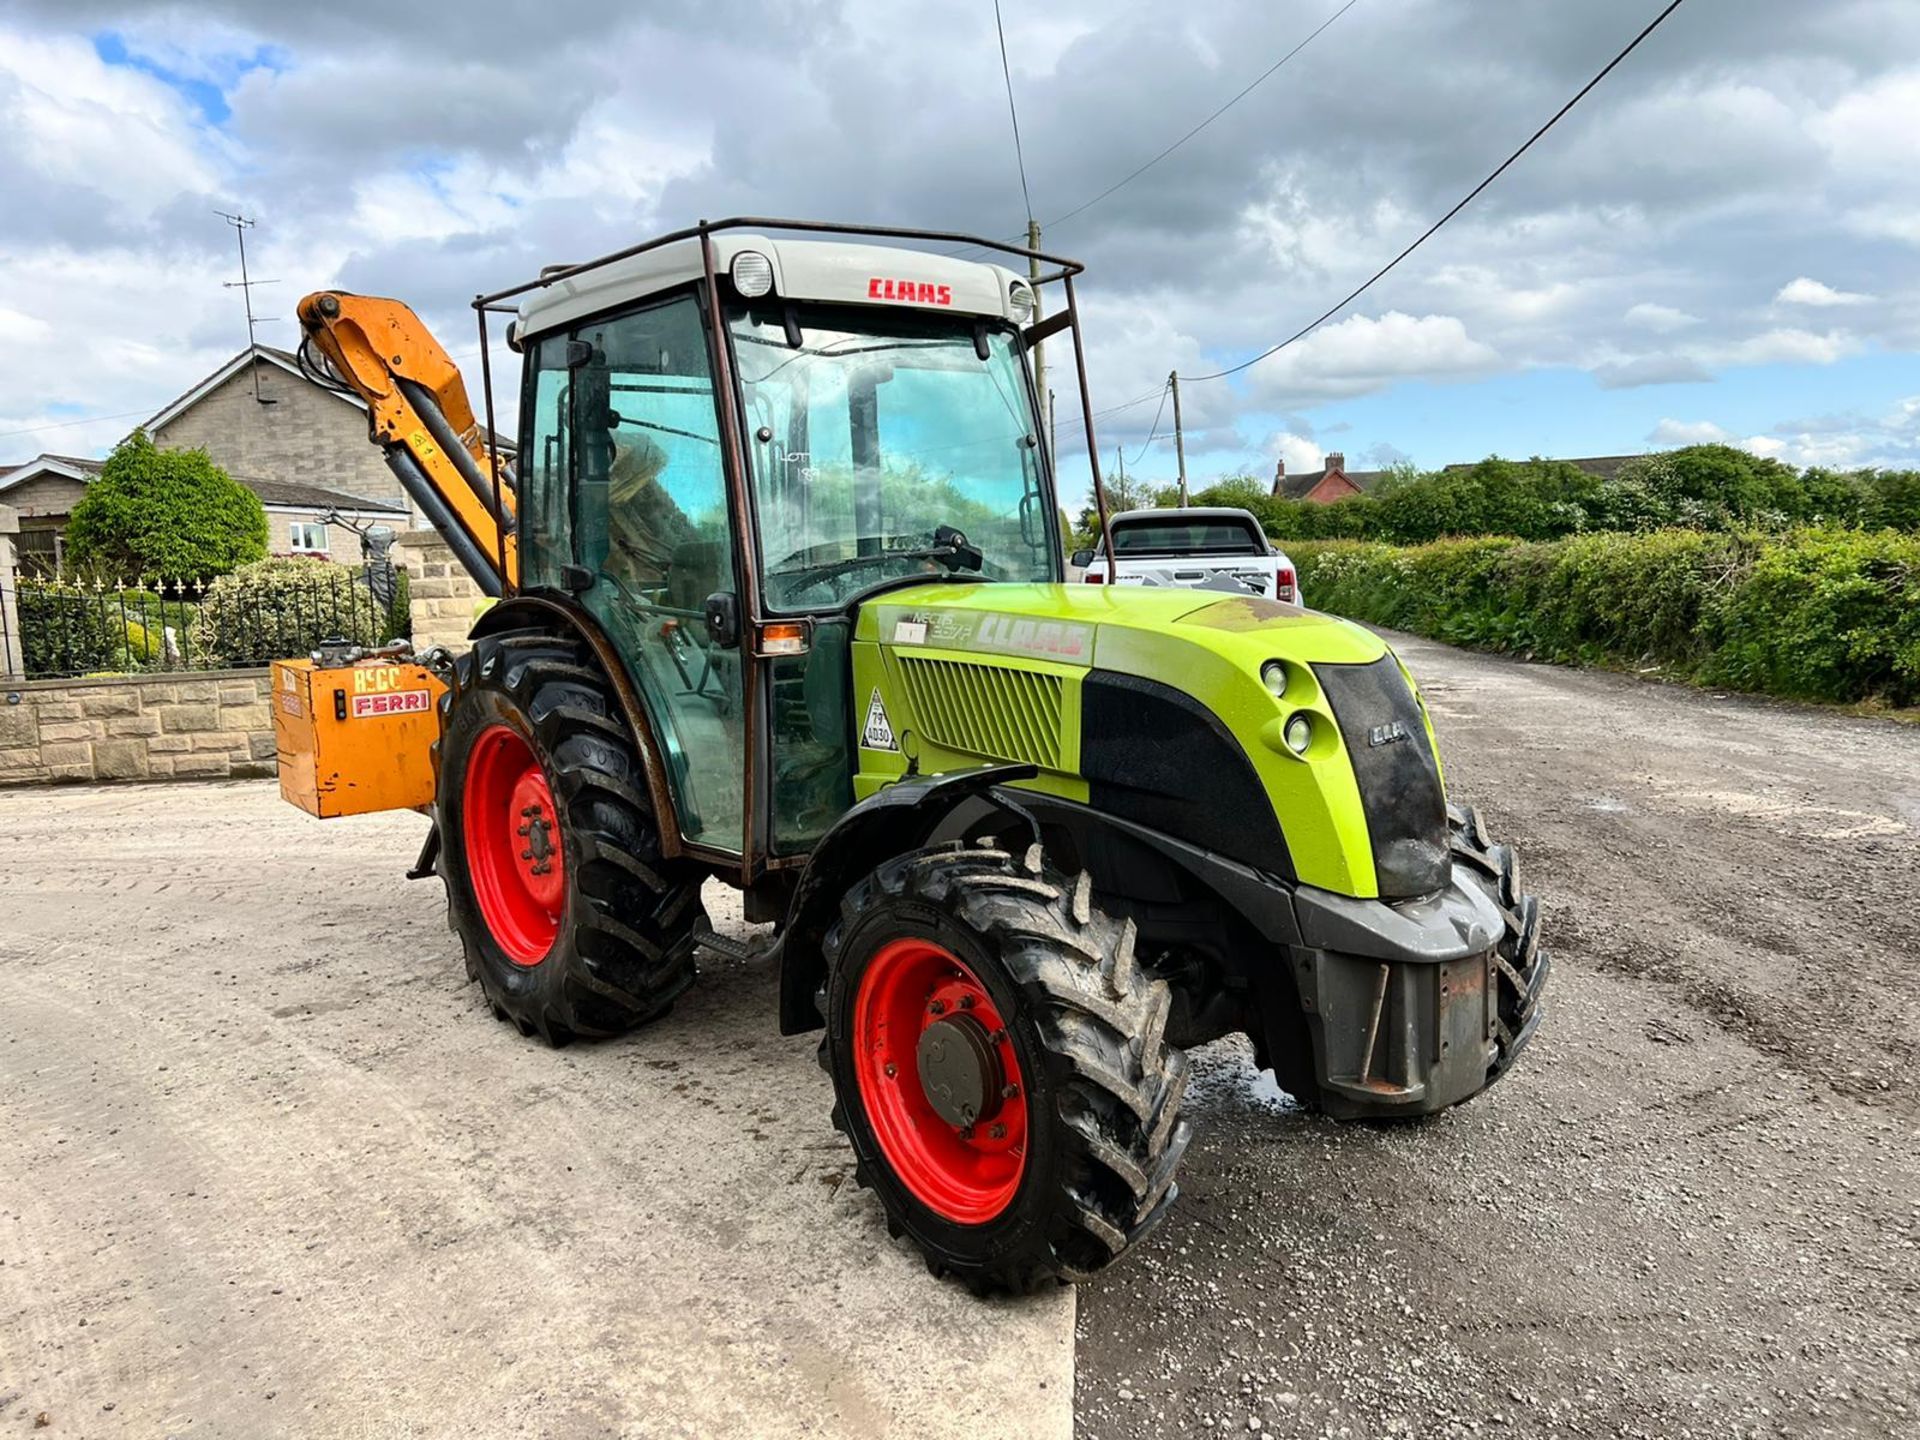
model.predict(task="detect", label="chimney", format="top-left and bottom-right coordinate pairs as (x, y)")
top-left (1325, 451), bottom-right (1345, 477)
top-left (1271, 457), bottom-right (1285, 497)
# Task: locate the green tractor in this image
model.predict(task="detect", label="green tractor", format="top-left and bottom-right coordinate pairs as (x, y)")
top-left (295, 219), bottom-right (1548, 1294)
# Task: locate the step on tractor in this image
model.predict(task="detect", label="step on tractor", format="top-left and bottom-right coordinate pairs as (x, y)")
top-left (274, 219), bottom-right (1549, 1294)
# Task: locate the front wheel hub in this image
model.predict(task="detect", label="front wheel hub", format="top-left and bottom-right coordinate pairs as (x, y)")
top-left (853, 939), bottom-right (1029, 1224)
top-left (916, 1014), bottom-right (1004, 1129)
top-left (463, 724), bottom-right (566, 967)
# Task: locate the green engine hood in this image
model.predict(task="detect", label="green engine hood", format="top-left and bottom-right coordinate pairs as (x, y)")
top-left (849, 582), bottom-right (1421, 898)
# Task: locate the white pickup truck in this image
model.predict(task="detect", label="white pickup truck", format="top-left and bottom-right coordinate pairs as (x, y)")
top-left (1071, 507), bottom-right (1299, 603)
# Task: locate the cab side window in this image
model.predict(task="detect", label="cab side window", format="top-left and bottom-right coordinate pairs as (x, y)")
top-left (518, 334), bottom-right (572, 590)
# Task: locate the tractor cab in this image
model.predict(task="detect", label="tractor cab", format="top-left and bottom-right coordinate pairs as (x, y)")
top-left (500, 228), bottom-right (1072, 874)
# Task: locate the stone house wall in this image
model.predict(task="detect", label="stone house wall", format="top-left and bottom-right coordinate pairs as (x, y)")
top-left (0, 671), bottom-right (275, 786)
top-left (404, 529), bottom-right (487, 653)
top-left (154, 358), bottom-right (413, 517)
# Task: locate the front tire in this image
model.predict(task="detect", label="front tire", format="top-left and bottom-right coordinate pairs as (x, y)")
top-left (433, 631), bottom-right (705, 1043)
top-left (821, 841), bottom-right (1193, 1294)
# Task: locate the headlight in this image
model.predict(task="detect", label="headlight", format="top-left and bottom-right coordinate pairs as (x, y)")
top-left (1008, 281), bottom-right (1036, 323)
top-left (1260, 661), bottom-right (1288, 698)
top-left (1283, 714), bottom-right (1312, 755)
top-left (731, 250), bottom-right (774, 298)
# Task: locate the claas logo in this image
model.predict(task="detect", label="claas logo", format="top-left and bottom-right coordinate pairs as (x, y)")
top-left (868, 277), bottom-right (953, 305)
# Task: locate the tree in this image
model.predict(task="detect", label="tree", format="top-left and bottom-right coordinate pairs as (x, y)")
top-left (64, 429), bottom-right (268, 581)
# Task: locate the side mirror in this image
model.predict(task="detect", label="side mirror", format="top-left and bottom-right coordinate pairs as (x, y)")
top-left (1069, 548), bottom-right (1094, 569)
top-left (704, 592), bottom-right (741, 649)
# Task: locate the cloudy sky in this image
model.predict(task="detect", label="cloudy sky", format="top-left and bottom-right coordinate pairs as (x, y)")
top-left (3, 0), bottom-right (1918, 500)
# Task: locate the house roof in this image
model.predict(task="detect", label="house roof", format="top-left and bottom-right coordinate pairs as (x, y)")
top-left (0, 453), bottom-right (106, 493)
top-left (1442, 453), bottom-right (1649, 480)
top-left (145, 345), bottom-right (365, 432)
top-left (1274, 466), bottom-right (1389, 501)
top-left (0, 452), bottom-right (403, 517)
top-left (242, 475), bottom-right (408, 515)
top-left (144, 342), bottom-right (518, 451)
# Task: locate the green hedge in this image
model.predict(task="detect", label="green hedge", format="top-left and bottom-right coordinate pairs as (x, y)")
top-left (1187, 445), bottom-right (1920, 546)
top-left (1293, 528), bottom-right (1920, 707)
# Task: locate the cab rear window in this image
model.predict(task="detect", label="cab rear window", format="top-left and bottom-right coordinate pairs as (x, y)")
top-left (1110, 517), bottom-right (1265, 556)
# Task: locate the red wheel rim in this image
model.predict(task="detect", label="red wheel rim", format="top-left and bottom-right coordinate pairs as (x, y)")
top-left (462, 724), bottom-right (565, 967)
top-left (853, 938), bottom-right (1028, 1225)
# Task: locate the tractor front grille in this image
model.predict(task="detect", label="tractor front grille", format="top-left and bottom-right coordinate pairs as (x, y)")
top-left (894, 655), bottom-right (1064, 771)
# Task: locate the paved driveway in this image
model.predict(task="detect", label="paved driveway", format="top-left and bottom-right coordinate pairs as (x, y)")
top-left (0, 784), bottom-right (1072, 1439)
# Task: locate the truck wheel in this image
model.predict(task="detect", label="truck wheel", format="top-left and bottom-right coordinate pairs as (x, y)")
top-left (433, 631), bottom-right (703, 1043)
top-left (820, 841), bottom-right (1193, 1294)
top-left (1448, 803), bottom-right (1550, 1080)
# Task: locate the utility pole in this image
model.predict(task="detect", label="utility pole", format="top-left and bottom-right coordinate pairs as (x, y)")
top-left (1027, 219), bottom-right (1047, 452)
top-left (1170, 370), bottom-right (1189, 507)
top-left (215, 210), bottom-right (278, 405)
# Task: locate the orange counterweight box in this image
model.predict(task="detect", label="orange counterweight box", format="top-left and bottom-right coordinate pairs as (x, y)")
top-left (272, 657), bottom-right (449, 818)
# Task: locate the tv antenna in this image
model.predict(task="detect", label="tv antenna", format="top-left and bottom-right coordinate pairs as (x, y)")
top-left (215, 210), bottom-right (278, 405)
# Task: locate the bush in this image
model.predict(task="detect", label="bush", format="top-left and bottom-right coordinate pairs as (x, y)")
top-left (1177, 446), bottom-right (1920, 547)
top-left (1293, 527), bottom-right (1920, 706)
top-left (14, 581), bottom-right (204, 677)
top-left (16, 581), bottom-right (117, 677)
top-left (64, 429), bottom-right (268, 581)
top-left (192, 557), bottom-right (386, 668)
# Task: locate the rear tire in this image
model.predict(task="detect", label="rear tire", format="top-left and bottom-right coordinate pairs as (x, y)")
top-left (821, 840), bottom-right (1193, 1294)
top-left (433, 630), bottom-right (705, 1043)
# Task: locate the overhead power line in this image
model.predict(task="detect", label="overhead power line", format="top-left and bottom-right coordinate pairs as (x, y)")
top-left (1127, 380), bottom-right (1173, 466)
top-left (1188, 0), bottom-right (1688, 383)
top-left (992, 0), bottom-right (1036, 226)
top-left (950, 0), bottom-right (1360, 260)
top-left (1048, 0), bottom-right (1362, 234)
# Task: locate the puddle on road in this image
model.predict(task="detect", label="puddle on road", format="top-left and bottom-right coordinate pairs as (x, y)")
top-left (1184, 1035), bottom-right (1303, 1117)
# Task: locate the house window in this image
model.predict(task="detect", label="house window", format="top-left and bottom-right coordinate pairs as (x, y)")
top-left (288, 522), bottom-right (330, 555)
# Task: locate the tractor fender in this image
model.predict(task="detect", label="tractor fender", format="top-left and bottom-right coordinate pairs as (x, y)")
top-left (468, 593), bottom-right (682, 855)
top-left (771, 764), bottom-right (1037, 1035)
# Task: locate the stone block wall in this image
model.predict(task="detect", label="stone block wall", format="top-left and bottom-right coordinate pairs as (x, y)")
top-left (0, 671), bottom-right (275, 786)
top-left (405, 528), bottom-right (488, 653)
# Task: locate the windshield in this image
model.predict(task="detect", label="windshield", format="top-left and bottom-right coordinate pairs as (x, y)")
top-left (1112, 516), bottom-right (1267, 556)
top-left (729, 303), bottom-right (1056, 612)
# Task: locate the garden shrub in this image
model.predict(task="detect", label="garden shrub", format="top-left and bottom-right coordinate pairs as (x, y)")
top-left (63, 429), bottom-right (268, 580)
top-left (192, 557), bottom-right (385, 668)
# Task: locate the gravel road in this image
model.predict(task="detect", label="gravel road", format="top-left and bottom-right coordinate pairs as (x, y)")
top-left (1075, 634), bottom-right (1920, 1440)
top-left (0, 788), bottom-right (1070, 1439)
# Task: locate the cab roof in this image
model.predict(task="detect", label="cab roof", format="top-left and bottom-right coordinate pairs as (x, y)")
top-left (516, 233), bottom-right (1026, 341)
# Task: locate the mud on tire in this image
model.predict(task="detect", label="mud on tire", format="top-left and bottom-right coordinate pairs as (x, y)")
top-left (821, 840), bottom-right (1193, 1294)
top-left (433, 630), bottom-right (705, 1043)
top-left (1448, 803), bottom-right (1550, 1079)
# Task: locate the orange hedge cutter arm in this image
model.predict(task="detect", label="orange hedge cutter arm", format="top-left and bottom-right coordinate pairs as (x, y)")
top-left (296, 290), bottom-right (517, 595)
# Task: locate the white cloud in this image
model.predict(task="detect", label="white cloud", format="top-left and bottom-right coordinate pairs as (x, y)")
top-left (1774, 276), bottom-right (1871, 307)
top-left (1716, 328), bottom-right (1856, 367)
top-left (1261, 431), bottom-right (1323, 479)
top-left (0, 30), bottom-right (222, 219)
top-left (1648, 419), bottom-right (1732, 447)
top-left (1249, 312), bottom-right (1498, 406)
top-left (1625, 302), bottom-right (1700, 333)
